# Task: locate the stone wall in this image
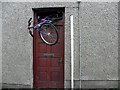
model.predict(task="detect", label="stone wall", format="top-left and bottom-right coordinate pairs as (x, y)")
top-left (79, 2), bottom-right (118, 88)
top-left (1, 1), bottom-right (119, 88)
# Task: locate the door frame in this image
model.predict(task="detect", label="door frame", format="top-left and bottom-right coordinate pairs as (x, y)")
top-left (32, 7), bottom-right (65, 88)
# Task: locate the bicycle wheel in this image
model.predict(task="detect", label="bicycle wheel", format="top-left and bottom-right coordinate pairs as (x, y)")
top-left (39, 22), bottom-right (59, 45)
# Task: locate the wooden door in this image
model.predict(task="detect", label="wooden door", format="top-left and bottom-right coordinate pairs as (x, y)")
top-left (33, 12), bottom-right (64, 88)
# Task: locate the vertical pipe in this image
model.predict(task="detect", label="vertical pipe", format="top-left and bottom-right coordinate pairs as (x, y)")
top-left (77, 1), bottom-right (81, 88)
top-left (0, 2), bottom-right (2, 90)
top-left (70, 15), bottom-right (74, 89)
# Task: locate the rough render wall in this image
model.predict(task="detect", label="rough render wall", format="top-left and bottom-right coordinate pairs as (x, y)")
top-left (80, 2), bottom-right (118, 80)
top-left (1, 2), bottom-right (79, 87)
top-left (0, 1), bottom-right (2, 89)
top-left (1, 1), bottom-right (119, 88)
top-left (64, 7), bottom-right (80, 87)
top-left (65, 7), bottom-right (79, 80)
top-left (118, 2), bottom-right (120, 88)
top-left (2, 2), bottom-right (33, 86)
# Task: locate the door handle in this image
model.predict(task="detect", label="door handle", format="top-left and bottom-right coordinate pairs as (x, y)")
top-left (58, 58), bottom-right (63, 62)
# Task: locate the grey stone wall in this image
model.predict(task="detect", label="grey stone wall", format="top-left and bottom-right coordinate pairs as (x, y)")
top-left (118, 1), bottom-right (120, 88)
top-left (1, 2), bottom-right (79, 88)
top-left (2, 2), bottom-right (33, 87)
top-left (80, 2), bottom-right (118, 80)
top-left (1, 1), bottom-right (119, 88)
top-left (0, 1), bottom-right (2, 89)
top-left (79, 2), bottom-right (118, 88)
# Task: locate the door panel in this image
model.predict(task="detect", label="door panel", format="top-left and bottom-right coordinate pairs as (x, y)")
top-left (33, 12), bottom-right (64, 88)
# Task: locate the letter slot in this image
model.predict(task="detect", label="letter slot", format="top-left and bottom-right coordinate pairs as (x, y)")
top-left (43, 53), bottom-right (54, 58)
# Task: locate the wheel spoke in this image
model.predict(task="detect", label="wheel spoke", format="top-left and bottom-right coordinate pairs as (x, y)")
top-left (39, 23), bottom-right (58, 45)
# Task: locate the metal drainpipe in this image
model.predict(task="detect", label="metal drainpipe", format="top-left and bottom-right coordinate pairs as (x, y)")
top-left (70, 0), bottom-right (81, 89)
top-left (71, 0), bottom-right (81, 89)
top-left (70, 15), bottom-right (74, 89)
top-left (77, 0), bottom-right (81, 89)
top-left (77, 0), bottom-right (82, 88)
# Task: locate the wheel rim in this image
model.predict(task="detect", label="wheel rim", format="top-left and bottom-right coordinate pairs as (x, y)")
top-left (40, 23), bottom-right (58, 45)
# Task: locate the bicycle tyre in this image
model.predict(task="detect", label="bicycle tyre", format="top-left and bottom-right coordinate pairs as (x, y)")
top-left (39, 22), bottom-right (59, 45)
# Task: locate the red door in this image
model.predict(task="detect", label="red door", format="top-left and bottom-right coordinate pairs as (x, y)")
top-left (33, 12), bottom-right (64, 88)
